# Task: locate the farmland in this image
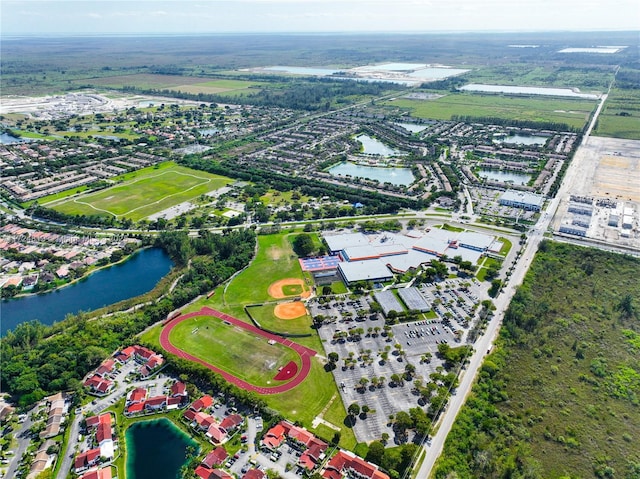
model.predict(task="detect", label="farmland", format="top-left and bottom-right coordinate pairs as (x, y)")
top-left (386, 93), bottom-right (597, 130)
top-left (48, 163), bottom-right (232, 221)
top-left (593, 88), bottom-right (640, 140)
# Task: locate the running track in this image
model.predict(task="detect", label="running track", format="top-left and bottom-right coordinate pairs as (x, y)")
top-left (159, 307), bottom-right (316, 395)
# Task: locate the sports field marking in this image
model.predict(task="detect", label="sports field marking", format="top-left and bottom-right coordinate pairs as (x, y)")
top-left (71, 170), bottom-right (213, 217)
top-left (160, 306), bottom-right (316, 395)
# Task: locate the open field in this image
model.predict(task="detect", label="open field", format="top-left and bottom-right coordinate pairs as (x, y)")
top-left (223, 233), bottom-right (313, 306)
top-left (434, 242), bottom-right (640, 478)
top-left (48, 163), bottom-right (232, 221)
top-left (386, 93), bottom-right (596, 129)
top-left (593, 89), bottom-right (640, 140)
top-left (167, 313), bottom-right (300, 388)
top-left (72, 73), bottom-right (266, 95)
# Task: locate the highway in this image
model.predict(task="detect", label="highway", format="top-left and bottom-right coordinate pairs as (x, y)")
top-left (414, 86), bottom-right (610, 478)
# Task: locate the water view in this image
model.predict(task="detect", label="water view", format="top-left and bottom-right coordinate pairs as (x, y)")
top-left (494, 134), bottom-right (548, 146)
top-left (0, 248), bottom-right (173, 335)
top-left (0, 132), bottom-right (29, 144)
top-left (355, 134), bottom-right (402, 156)
top-left (409, 67), bottom-right (469, 79)
top-left (264, 66), bottom-right (341, 76)
top-left (459, 84), bottom-right (600, 99)
top-left (396, 123), bottom-right (428, 133)
top-left (477, 169), bottom-right (532, 185)
top-left (126, 419), bottom-right (197, 479)
top-left (328, 161), bottom-right (415, 186)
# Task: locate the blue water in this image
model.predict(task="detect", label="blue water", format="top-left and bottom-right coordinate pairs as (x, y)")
top-left (477, 169), bottom-right (531, 185)
top-left (328, 161), bottom-right (415, 186)
top-left (126, 419), bottom-right (197, 479)
top-left (355, 134), bottom-right (401, 156)
top-left (0, 133), bottom-right (30, 144)
top-left (494, 134), bottom-right (548, 146)
top-left (0, 248), bottom-right (173, 335)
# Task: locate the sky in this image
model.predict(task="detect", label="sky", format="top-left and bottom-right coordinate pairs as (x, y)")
top-left (2, 0), bottom-right (638, 35)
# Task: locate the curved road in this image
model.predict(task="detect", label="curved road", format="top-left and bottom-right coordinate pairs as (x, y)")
top-left (160, 307), bottom-right (316, 394)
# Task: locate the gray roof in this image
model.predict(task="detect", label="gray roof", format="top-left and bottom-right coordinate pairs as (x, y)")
top-left (338, 260), bottom-right (393, 283)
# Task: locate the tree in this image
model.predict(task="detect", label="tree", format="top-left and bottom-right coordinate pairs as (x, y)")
top-left (348, 403), bottom-right (360, 417)
top-left (365, 441), bottom-right (385, 466)
top-left (322, 285), bottom-right (333, 296)
top-left (292, 233), bottom-right (315, 257)
top-left (328, 352), bottom-right (339, 364)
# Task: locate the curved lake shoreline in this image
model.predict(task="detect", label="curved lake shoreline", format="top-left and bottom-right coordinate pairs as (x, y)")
top-left (0, 247), bottom-right (173, 336)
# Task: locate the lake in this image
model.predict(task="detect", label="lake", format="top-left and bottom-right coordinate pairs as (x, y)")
top-left (355, 134), bottom-right (401, 156)
top-left (264, 66), bottom-right (341, 76)
top-left (199, 128), bottom-right (219, 136)
top-left (477, 169), bottom-right (531, 185)
top-left (328, 161), bottom-right (415, 186)
top-left (396, 123), bottom-right (428, 133)
top-left (0, 247), bottom-right (173, 336)
top-left (0, 133), bottom-right (30, 144)
top-left (459, 83), bottom-right (600, 99)
top-left (494, 134), bottom-right (548, 146)
top-left (126, 419), bottom-right (197, 479)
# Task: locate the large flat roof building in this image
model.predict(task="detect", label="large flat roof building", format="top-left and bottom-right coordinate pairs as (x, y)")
top-left (499, 190), bottom-right (544, 211)
top-left (338, 260), bottom-right (394, 284)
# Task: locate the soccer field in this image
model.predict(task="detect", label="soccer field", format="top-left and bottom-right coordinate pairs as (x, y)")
top-left (49, 163), bottom-right (231, 221)
top-left (168, 315), bottom-right (300, 387)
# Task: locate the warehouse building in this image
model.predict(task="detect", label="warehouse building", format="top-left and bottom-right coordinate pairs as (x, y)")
top-left (499, 190), bottom-right (545, 211)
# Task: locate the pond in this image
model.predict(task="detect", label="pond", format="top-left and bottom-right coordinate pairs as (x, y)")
top-left (459, 83), bottom-right (600, 99)
top-left (328, 161), bottom-right (415, 186)
top-left (198, 128), bottom-right (219, 136)
top-left (355, 134), bottom-right (402, 156)
top-left (0, 133), bottom-right (30, 144)
top-left (396, 123), bottom-right (428, 133)
top-left (494, 134), bottom-right (548, 146)
top-left (126, 418), bottom-right (198, 479)
top-left (0, 248), bottom-right (173, 336)
top-left (477, 169), bottom-right (532, 185)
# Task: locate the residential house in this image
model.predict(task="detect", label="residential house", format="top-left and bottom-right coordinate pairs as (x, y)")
top-left (74, 448), bottom-right (101, 473)
top-left (201, 448), bottom-right (228, 468)
top-left (80, 467), bottom-right (113, 479)
top-left (322, 450), bottom-right (390, 479)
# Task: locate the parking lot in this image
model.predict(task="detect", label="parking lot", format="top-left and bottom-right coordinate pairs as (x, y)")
top-left (310, 275), bottom-right (490, 443)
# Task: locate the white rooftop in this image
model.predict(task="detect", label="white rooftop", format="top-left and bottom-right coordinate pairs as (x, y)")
top-left (338, 260), bottom-right (394, 283)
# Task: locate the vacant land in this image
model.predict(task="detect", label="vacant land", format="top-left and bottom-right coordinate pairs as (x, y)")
top-left (387, 93), bottom-right (596, 129)
top-left (593, 88), bottom-right (640, 140)
top-left (168, 314), bottom-right (299, 387)
top-left (49, 163), bottom-right (231, 221)
top-left (73, 73), bottom-right (266, 95)
top-left (434, 241), bottom-right (640, 478)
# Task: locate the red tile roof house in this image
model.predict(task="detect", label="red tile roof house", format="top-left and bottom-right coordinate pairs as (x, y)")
top-left (195, 412), bottom-right (217, 431)
top-left (85, 413), bottom-right (110, 430)
top-left (127, 387), bottom-right (147, 405)
top-left (219, 414), bottom-right (244, 433)
top-left (206, 424), bottom-right (227, 444)
top-left (83, 375), bottom-right (114, 396)
top-left (201, 447), bottom-right (228, 468)
top-left (114, 346), bottom-right (136, 364)
top-left (125, 402), bottom-right (145, 416)
top-left (261, 422), bottom-right (287, 450)
top-left (171, 381), bottom-right (187, 397)
top-left (190, 395), bottom-right (214, 412)
top-left (144, 395), bottom-right (167, 412)
top-left (74, 448), bottom-right (101, 473)
top-left (196, 468), bottom-right (233, 479)
top-left (299, 438), bottom-right (329, 471)
top-left (133, 345), bottom-right (156, 362)
top-left (243, 470), bottom-right (265, 479)
top-left (80, 467), bottom-right (113, 479)
top-left (322, 450), bottom-right (390, 479)
top-left (167, 396), bottom-right (183, 410)
top-left (183, 409), bottom-right (198, 422)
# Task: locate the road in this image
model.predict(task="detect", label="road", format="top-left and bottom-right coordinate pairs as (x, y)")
top-left (4, 408), bottom-right (36, 479)
top-left (414, 85), bottom-right (610, 478)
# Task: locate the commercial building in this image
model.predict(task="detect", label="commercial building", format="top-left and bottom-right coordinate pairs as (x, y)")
top-left (499, 190), bottom-right (544, 211)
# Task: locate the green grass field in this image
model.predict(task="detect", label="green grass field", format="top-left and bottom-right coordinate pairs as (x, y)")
top-left (140, 231), bottom-right (355, 448)
top-left (169, 315), bottom-right (299, 387)
top-left (246, 304), bottom-right (313, 336)
top-left (593, 88), bottom-right (640, 140)
top-left (48, 163), bottom-right (232, 221)
top-left (386, 93), bottom-right (596, 130)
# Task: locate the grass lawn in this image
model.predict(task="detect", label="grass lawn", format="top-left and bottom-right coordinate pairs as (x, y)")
top-left (282, 284), bottom-right (304, 295)
top-left (246, 304), bottom-right (313, 336)
top-left (49, 163), bottom-right (231, 221)
top-left (386, 93), bottom-right (596, 130)
top-left (222, 233), bottom-right (310, 307)
top-left (168, 315), bottom-right (300, 387)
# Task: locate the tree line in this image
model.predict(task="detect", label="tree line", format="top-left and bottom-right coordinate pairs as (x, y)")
top-left (1, 229), bottom-right (256, 406)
